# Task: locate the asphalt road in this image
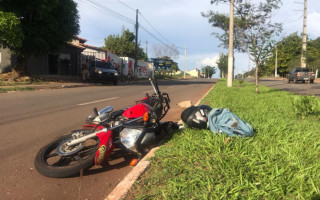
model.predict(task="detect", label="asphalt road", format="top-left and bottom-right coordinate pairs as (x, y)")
top-left (246, 78), bottom-right (320, 96)
top-left (0, 78), bottom-right (216, 200)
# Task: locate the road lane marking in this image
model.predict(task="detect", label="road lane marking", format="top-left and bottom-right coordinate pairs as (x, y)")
top-left (78, 97), bottom-right (120, 106)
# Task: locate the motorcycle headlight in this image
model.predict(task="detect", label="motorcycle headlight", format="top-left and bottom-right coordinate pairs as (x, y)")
top-left (120, 128), bottom-right (142, 151)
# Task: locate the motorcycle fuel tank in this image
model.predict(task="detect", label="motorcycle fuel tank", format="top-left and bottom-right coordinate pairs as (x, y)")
top-left (122, 103), bottom-right (151, 119)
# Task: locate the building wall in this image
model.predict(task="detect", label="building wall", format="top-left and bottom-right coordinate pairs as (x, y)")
top-left (0, 47), bottom-right (13, 73)
top-left (186, 69), bottom-right (200, 78)
top-left (82, 48), bottom-right (106, 60)
top-left (28, 45), bottom-right (83, 76)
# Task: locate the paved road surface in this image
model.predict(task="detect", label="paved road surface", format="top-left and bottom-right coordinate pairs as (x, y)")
top-left (246, 78), bottom-right (320, 96)
top-left (0, 78), bottom-right (215, 200)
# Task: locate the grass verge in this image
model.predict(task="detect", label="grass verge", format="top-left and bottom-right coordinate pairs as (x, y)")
top-left (127, 79), bottom-right (320, 200)
top-left (0, 87), bottom-right (35, 93)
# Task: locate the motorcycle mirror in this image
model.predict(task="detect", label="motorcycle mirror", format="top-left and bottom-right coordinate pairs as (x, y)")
top-left (93, 107), bottom-right (99, 117)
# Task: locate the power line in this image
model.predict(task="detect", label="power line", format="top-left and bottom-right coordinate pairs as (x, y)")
top-left (77, 0), bottom-right (220, 54)
top-left (116, 0), bottom-right (135, 11)
top-left (77, 0), bottom-right (135, 25)
top-left (138, 12), bottom-right (172, 44)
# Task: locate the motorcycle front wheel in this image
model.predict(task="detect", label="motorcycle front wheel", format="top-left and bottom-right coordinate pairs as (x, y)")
top-left (34, 129), bottom-right (99, 178)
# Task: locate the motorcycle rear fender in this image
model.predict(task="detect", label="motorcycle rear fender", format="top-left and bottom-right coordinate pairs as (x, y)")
top-left (95, 130), bottom-right (114, 165)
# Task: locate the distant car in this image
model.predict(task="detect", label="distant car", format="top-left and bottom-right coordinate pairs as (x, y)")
top-left (89, 60), bottom-right (119, 85)
top-left (287, 68), bottom-right (315, 84)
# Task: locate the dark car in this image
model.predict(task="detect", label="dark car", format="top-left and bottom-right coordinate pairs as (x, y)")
top-left (287, 68), bottom-right (315, 84)
top-left (89, 60), bottom-right (119, 85)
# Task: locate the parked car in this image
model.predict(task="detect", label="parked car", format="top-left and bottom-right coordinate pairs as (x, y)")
top-left (89, 60), bottom-right (119, 85)
top-left (287, 68), bottom-right (315, 84)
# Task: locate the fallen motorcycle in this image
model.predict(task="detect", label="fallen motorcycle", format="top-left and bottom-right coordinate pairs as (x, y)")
top-left (34, 78), bottom-right (178, 178)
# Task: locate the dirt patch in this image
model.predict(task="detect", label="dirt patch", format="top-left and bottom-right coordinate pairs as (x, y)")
top-left (0, 72), bottom-right (33, 83)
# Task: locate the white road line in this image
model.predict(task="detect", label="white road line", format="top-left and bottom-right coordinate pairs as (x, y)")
top-left (78, 97), bottom-right (120, 106)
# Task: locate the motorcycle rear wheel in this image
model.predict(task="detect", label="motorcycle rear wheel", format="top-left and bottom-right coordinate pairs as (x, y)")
top-left (34, 129), bottom-right (99, 178)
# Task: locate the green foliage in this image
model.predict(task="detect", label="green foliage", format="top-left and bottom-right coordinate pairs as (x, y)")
top-left (0, 0), bottom-right (80, 74)
top-left (1, 0), bottom-right (79, 55)
top-left (265, 34), bottom-right (320, 77)
top-left (103, 29), bottom-right (147, 60)
top-left (292, 95), bottom-right (320, 118)
top-left (0, 11), bottom-right (23, 50)
top-left (0, 87), bottom-right (35, 93)
top-left (130, 80), bottom-right (320, 199)
top-left (202, 0), bottom-right (282, 92)
top-left (201, 11), bottom-right (247, 52)
top-left (216, 53), bottom-right (228, 78)
top-left (202, 65), bottom-right (216, 78)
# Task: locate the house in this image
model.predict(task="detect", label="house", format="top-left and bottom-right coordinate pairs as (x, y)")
top-left (187, 69), bottom-right (200, 78)
top-left (79, 37), bottom-right (107, 62)
top-left (0, 37), bottom-right (85, 77)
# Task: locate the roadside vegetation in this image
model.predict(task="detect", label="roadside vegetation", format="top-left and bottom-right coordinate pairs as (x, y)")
top-left (0, 72), bottom-right (47, 92)
top-left (0, 87), bottom-right (35, 93)
top-left (127, 79), bottom-right (320, 200)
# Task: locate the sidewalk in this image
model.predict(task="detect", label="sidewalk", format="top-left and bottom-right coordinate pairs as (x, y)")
top-left (0, 79), bottom-right (144, 92)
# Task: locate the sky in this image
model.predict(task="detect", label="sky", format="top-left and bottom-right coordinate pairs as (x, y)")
top-left (75, 0), bottom-right (320, 77)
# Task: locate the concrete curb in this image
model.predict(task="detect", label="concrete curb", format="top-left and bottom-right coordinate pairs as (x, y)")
top-left (105, 83), bottom-right (216, 200)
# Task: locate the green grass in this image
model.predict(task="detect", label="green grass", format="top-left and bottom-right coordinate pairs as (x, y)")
top-left (0, 78), bottom-right (47, 86)
top-left (0, 87), bottom-right (35, 93)
top-left (128, 79), bottom-right (320, 200)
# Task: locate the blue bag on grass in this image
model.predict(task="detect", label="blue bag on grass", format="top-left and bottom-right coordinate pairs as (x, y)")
top-left (208, 108), bottom-right (254, 137)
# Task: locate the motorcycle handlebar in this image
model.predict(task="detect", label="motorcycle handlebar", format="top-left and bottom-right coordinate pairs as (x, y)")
top-left (149, 78), bottom-right (161, 99)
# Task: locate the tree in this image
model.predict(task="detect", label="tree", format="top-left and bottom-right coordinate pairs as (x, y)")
top-left (202, 65), bottom-right (216, 78)
top-left (0, 0), bottom-right (80, 76)
top-left (103, 29), bottom-right (147, 61)
top-left (237, 0), bottom-right (282, 93)
top-left (266, 34), bottom-right (320, 76)
top-left (152, 44), bottom-right (179, 60)
top-left (0, 11), bottom-right (23, 50)
top-left (203, 0), bottom-right (282, 93)
top-left (265, 33), bottom-right (301, 77)
top-left (201, 11), bottom-right (246, 52)
top-left (216, 53), bottom-right (228, 78)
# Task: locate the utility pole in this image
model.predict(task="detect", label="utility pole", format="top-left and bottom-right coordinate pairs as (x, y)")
top-left (121, 25), bottom-right (125, 57)
top-left (145, 41), bottom-right (148, 59)
top-left (227, 0), bottom-right (234, 87)
top-left (196, 60), bottom-right (199, 78)
top-left (301, 0), bottom-right (307, 68)
top-left (275, 46), bottom-right (278, 77)
top-left (184, 43), bottom-right (186, 79)
top-left (134, 9), bottom-right (139, 77)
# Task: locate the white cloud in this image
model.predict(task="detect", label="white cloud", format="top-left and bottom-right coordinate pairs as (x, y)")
top-left (201, 55), bottom-right (220, 66)
top-left (308, 12), bottom-right (320, 38)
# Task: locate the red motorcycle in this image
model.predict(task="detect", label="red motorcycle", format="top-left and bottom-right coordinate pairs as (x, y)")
top-left (34, 78), bottom-right (177, 178)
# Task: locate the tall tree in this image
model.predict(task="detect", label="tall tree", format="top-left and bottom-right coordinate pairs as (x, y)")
top-left (0, 11), bottom-right (23, 50)
top-left (202, 65), bottom-right (217, 78)
top-left (216, 53), bottom-right (228, 78)
top-left (203, 0), bottom-right (282, 93)
top-left (237, 0), bottom-right (282, 93)
top-left (265, 33), bottom-right (301, 76)
top-left (0, 0), bottom-right (80, 76)
top-left (266, 34), bottom-right (320, 76)
top-left (103, 29), bottom-right (147, 61)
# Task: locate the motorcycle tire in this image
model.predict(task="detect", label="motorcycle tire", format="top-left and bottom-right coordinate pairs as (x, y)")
top-left (34, 129), bottom-right (99, 178)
